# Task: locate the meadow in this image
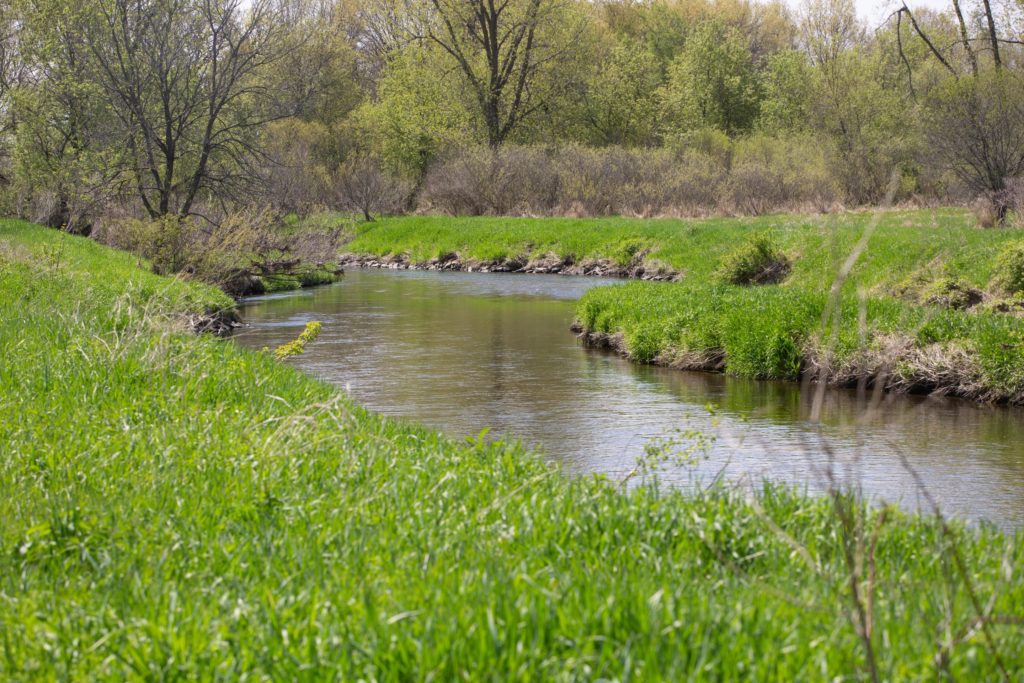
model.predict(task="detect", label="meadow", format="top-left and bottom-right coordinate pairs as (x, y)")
top-left (1, 219), bottom-right (1023, 679)
top-left (341, 210), bottom-right (1024, 402)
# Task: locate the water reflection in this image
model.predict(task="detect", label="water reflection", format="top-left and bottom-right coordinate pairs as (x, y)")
top-left (235, 269), bottom-right (1024, 528)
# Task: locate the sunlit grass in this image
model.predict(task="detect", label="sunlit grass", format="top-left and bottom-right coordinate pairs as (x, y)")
top-left (1, 219), bottom-right (1022, 679)
top-left (342, 208), bottom-right (1016, 292)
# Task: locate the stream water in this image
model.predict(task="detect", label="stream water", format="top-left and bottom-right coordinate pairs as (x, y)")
top-left (235, 269), bottom-right (1024, 529)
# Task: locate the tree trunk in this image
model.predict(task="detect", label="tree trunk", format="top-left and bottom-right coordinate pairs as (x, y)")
top-left (981, 0), bottom-right (1001, 69)
top-left (951, 0), bottom-right (977, 75)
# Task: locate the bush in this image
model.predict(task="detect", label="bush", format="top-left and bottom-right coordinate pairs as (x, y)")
top-left (331, 154), bottom-right (412, 221)
top-left (94, 207), bottom-right (343, 294)
top-left (417, 141), bottom-right (843, 218)
top-left (991, 241), bottom-right (1024, 296)
top-left (716, 232), bottom-right (791, 285)
top-left (420, 146), bottom-right (559, 216)
top-left (721, 135), bottom-right (840, 216)
top-left (921, 277), bottom-right (982, 310)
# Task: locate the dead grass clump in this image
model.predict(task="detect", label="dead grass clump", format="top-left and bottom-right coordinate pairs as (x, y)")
top-left (804, 334), bottom-right (996, 402)
top-left (971, 197), bottom-right (999, 228)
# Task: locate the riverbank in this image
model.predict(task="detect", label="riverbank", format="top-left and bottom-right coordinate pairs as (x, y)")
top-left (338, 210), bottom-right (1024, 403)
top-left (2, 219), bottom-right (1023, 679)
top-left (338, 210), bottom-right (1016, 292)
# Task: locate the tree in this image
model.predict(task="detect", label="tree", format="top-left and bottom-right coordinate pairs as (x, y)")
top-left (353, 44), bottom-right (475, 177)
top-left (263, 0), bottom-right (363, 125)
top-left (660, 18), bottom-right (761, 137)
top-left (420, 0), bottom-right (578, 146)
top-left (798, 0), bottom-right (862, 67)
top-left (11, 0), bottom-right (120, 231)
top-left (758, 49), bottom-right (815, 134)
top-left (573, 41), bottom-right (661, 146)
top-left (890, 0), bottom-right (1024, 217)
top-left (927, 71), bottom-right (1024, 220)
top-left (0, 2), bottom-right (24, 187)
top-left (82, 0), bottom-right (289, 218)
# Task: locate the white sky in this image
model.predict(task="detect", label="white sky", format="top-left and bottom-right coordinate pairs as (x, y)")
top-left (782, 0), bottom-right (952, 25)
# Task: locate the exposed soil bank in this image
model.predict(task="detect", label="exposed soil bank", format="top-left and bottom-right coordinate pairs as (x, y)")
top-left (339, 251), bottom-right (681, 281)
top-left (572, 323), bottom-right (1024, 406)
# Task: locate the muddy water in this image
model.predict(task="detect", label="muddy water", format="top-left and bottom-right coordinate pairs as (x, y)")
top-left (234, 269), bottom-right (1024, 528)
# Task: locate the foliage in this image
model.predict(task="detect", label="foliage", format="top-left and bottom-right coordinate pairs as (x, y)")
top-left (926, 71), bottom-right (1024, 220)
top-left (715, 231), bottom-right (791, 285)
top-left (78, 0), bottom-right (289, 218)
top-left (353, 45), bottom-right (477, 177)
top-left (991, 241), bottom-right (1024, 296)
top-left (95, 208), bottom-right (343, 294)
top-left (4, 0), bottom-right (1023, 225)
top-left (417, 0), bottom-right (581, 146)
top-left (757, 50), bottom-right (816, 134)
top-left (274, 320), bottom-right (322, 359)
top-left (659, 18), bottom-right (760, 138)
top-left (569, 40), bottom-right (662, 146)
top-left (416, 141), bottom-right (843, 217)
top-left (331, 154), bottom-right (412, 220)
top-left (2, 219), bottom-right (1024, 678)
top-left (722, 134), bottom-right (839, 214)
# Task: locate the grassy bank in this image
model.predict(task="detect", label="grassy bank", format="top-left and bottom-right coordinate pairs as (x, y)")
top-left (2, 219), bottom-right (1023, 679)
top-left (340, 210), bottom-right (1016, 288)
top-left (341, 210), bottom-right (1024, 402)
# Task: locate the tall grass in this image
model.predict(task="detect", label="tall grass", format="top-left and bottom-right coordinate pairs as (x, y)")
top-left (1, 219), bottom-right (1022, 679)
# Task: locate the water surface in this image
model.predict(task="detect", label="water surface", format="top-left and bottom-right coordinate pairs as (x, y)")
top-left (235, 269), bottom-right (1024, 528)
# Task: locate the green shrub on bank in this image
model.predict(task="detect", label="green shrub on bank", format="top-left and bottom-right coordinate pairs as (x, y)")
top-left (94, 209), bottom-right (343, 295)
top-left (715, 231), bottom-right (791, 285)
top-left (991, 241), bottom-right (1024, 295)
top-left (920, 276), bottom-right (982, 309)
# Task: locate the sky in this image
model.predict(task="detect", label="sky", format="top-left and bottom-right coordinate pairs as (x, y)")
top-left (794, 0), bottom-right (952, 24)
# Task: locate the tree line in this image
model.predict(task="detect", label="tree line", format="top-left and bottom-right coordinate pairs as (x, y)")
top-left (0, 0), bottom-right (1022, 231)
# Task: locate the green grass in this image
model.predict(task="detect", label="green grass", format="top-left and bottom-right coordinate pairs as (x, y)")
top-left (2, 219), bottom-right (1023, 680)
top-left (341, 209), bottom-right (1019, 291)
top-left (337, 210), bottom-right (1024, 401)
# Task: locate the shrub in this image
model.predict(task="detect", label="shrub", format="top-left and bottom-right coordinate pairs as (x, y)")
top-left (971, 196), bottom-right (999, 228)
top-left (94, 207), bottom-right (342, 294)
top-left (612, 238), bottom-right (649, 267)
top-left (721, 135), bottom-right (840, 216)
top-left (716, 232), bottom-right (791, 285)
top-left (332, 154), bottom-right (412, 221)
top-left (991, 241), bottom-right (1024, 296)
top-left (417, 141), bottom-right (843, 218)
top-left (921, 277), bottom-right (982, 310)
top-left (420, 146), bottom-right (559, 216)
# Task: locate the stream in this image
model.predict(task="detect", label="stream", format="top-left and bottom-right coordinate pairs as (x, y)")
top-left (234, 269), bottom-right (1024, 529)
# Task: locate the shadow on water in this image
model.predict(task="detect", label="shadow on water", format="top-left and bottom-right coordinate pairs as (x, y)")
top-left (234, 268), bottom-right (1024, 529)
